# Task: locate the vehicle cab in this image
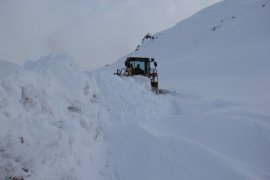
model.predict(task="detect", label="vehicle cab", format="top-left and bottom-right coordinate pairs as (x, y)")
top-left (114, 57), bottom-right (158, 92)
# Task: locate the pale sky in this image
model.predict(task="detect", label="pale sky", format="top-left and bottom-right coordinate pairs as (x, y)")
top-left (0, 0), bottom-right (221, 70)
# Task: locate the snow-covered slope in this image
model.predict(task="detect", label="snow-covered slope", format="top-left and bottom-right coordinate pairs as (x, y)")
top-left (1, 0), bottom-right (270, 180)
top-left (105, 0), bottom-right (270, 179)
top-left (109, 0), bottom-right (270, 113)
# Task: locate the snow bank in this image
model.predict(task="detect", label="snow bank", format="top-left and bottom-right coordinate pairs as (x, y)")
top-left (0, 55), bottom-right (101, 179)
top-left (0, 55), bottom-right (173, 179)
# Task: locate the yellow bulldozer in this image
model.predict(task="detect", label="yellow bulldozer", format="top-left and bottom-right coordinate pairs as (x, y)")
top-left (114, 57), bottom-right (159, 93)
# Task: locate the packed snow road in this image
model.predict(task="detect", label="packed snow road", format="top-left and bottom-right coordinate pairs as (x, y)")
top-left (106, 89), bottom-right (270, 180)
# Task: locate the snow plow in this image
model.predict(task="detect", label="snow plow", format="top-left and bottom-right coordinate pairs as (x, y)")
top-left (114, 57), bottom-right (159, 93)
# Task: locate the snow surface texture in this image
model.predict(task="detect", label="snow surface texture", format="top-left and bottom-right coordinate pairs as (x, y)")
top-left (0, 55), bottom-right (173, 179)
top-left (1, 0), bottom-right (270, 179)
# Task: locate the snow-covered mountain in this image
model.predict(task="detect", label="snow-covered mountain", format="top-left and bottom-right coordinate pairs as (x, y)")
top-left (1, 0), bottom-right (270, 180)
top-left (110, 0), bottom-right (270, 113)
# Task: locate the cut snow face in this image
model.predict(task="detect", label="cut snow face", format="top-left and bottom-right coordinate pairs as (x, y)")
top-left (1, 0), bottom-right (270, 180)
top-left (0, 55), bottom-right (173, 180)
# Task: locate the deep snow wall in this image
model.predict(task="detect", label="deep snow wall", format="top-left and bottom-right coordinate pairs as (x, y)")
top-left (0, 55), bottom-right (173, 180)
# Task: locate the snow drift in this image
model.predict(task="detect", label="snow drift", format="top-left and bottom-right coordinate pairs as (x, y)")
top-left (0, 55), bottom-right (173, 179)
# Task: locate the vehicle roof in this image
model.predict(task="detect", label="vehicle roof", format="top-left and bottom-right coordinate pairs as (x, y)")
top-left (126, 57), bottom-right (150, 62)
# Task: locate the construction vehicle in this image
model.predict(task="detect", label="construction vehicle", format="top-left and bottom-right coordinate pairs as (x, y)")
top-left (114, 57), bottom-right (159, 93)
